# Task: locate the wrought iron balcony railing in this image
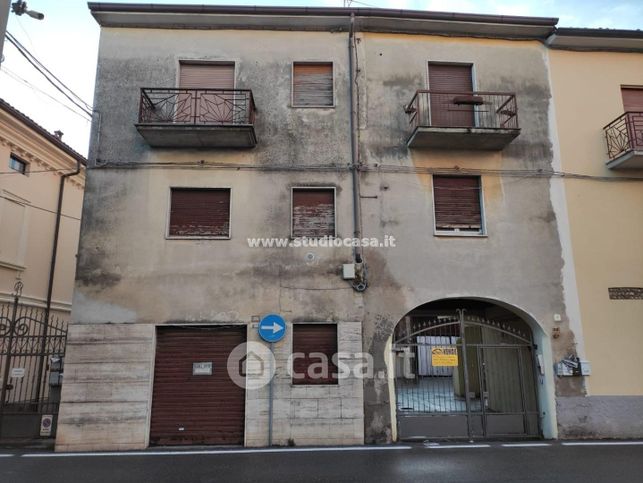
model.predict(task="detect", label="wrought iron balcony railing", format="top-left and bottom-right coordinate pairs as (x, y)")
top-left (604, 112), bottom-right (643, 160)
top-left (405, 90), bottom-right (519, 130)
top-left (138, 88), bottom-right (256, 126)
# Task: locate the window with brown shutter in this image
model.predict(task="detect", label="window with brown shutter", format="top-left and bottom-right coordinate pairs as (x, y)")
top-left (428, 63), bottom-right (474, 127)
top-left (168, 188), bottom-right (230, 238)
top-left (292, 62), bottom-right (334, 107)
top-left (433, 176), bottom-right (483, 234)
top-left (292, 188), bottom-right (335, 238)
top-left (292, 324), bottom-right (338, 385)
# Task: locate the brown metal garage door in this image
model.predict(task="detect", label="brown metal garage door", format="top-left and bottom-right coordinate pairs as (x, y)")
top-left (150, 326), bottom-right (246, 445)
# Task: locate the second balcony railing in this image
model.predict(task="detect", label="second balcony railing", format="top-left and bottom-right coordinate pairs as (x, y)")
top-left (405, 90), bottom-right (519, 131)
top-left (604, 112), bottom-right (643, 160)
top-left (139, 88), bottom-right (256, 126)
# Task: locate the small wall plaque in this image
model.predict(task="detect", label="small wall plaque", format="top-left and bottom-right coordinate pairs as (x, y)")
top-left (10, 367), bottom-right (25, 379)
top-left (608, 287), bottom-right (643, 300)
top-left (192, 362), bottom-right (213, 376)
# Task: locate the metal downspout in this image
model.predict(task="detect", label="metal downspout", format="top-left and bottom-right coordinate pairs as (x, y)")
top-left (34, 159), bottom-right (82, 403)
top-left (349, 13), bottom-right (366, 290)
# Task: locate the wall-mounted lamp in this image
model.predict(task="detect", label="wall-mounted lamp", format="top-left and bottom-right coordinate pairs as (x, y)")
top-left (11, 1), bottom-right (44, 20)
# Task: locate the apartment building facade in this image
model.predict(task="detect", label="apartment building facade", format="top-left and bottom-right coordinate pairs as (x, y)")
top-left (56, 4), bottom-right (643, 451)
top-left (546, 32), bottom-right (643, 437)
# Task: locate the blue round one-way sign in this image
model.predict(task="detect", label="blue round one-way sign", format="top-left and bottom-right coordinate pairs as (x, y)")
top-left (258, 314), bottom-right (286, 343)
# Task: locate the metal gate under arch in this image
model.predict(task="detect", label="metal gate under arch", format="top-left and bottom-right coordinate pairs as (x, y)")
top-left (393, 309), bottom-right (540, 440)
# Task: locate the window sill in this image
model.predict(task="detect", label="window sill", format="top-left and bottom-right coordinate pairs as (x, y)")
top-left (290, 235), bottom-right (338, 240)
top-left (290, 105), bottom-right (336, 109)
top-left (291, 382), bottom-right (339, 387)
top-left (165, 235), bottom-right (231, 240)
top-left (434, 231), bottom-right (487, 238)
top-left (0, 259), bottom-right (26, 271)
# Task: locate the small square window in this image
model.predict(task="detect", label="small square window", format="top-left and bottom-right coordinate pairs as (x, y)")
top-left (168, 188), bottom-right (230, 238)
top-left (9, 155), bottom-right (27, 175)
top-left (433, 176), bottom-right (484, 234)
top-left (292, 62), bottom-right (334, 107)
top-left (292, 188), bottom-right (335, 238)
top-left (292, 324), bottom-right (338, 385)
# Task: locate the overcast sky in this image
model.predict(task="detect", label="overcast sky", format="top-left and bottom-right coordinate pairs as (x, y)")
top-left (1, 0), bottom-right (641, 156)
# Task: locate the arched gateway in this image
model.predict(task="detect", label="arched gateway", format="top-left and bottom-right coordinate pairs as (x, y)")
top-left (392, 300), bottom-right (540, 440)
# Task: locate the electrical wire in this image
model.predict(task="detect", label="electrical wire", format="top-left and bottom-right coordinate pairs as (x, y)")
top-left (90, 160), bottom-right (643, 182)
top-left (4, 32), bottom-right (93, 117)
top-left (6, 30), bottom-right (93, 112)
top-left (0, 194), bottom-right (81, 221)
top-left (0, 67), bottom-right (93, 122)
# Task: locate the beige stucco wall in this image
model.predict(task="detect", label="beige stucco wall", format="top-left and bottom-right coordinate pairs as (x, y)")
top-left (0, 108), bottom-right (85, 314)
top-left (548, 50), bottom-right (643, 396)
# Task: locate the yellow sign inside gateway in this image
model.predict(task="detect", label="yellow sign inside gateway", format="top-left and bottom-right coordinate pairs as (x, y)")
top-left (431, 346), bottom-right (459, 367)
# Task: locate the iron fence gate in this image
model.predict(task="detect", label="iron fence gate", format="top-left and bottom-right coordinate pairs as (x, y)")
top-left (393, 309), bottom-right (539, 441)
top-left (0, 282), bottom-right (68, 441)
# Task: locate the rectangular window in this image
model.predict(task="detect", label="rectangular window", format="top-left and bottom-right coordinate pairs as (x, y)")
top-left (621, 86), bottom-right (643, 112)
top-left (179, 62), bottom-right (235, 89)
top-left (0, 192), bottom-right (28, 268)
top-left (292, 62), bottom-right (334, 107)
top-left (292, 188), bottom-right (335, 238)
top-left (178, 62), bottom-right (235, 123)
top-left (168, 188), bottom-right (230, 238)
top-left (433, 176), bottom-right (483, 234)
top-left (428, 63), bottom-right (474, 127)
top-left (9, 155), bottom-right (27, 175)
top-left (292, 324), bottom-right (338, 385)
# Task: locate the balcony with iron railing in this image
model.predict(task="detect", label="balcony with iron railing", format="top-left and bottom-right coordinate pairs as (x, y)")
top-left (135, 88), bottom-right (257, 148)
top-left (604, 112), bottom-right (643, 169)
top-left (404, 90), bottom-right (520, 150)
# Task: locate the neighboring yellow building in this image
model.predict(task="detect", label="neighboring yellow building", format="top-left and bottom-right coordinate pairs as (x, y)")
top-left (547, 30), bottom-right (643, 437)
top-left (0, 98), bottom-right (85, 315)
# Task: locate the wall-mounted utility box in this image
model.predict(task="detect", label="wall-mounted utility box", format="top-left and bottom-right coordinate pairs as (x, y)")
top-left (342, 263), bottom-right (356, 280)
top-left (580, 360), bottom-right (591, 376)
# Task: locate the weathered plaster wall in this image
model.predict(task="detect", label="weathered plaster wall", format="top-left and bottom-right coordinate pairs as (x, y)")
top-left (356, 34), bottom-right (576, 442)
top-left (557, 397), bottom-right (643, 439)
top-left (60, 28), bottom-right (582, 449)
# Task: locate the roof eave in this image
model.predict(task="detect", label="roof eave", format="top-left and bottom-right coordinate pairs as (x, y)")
top-left (87, 4), bottom-right (557, 40)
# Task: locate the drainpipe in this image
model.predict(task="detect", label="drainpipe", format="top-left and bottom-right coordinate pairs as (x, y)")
top-left (348, 13), bottom-right (367, 292)
top-left (34, 157), bottom-right (82, 403)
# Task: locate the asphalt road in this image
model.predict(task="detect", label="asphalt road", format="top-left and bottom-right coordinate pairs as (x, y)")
top-left (1, 441), bottom-right (643, 482)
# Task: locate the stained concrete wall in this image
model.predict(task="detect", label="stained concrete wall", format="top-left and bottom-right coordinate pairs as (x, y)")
top-left (59, 27), bottom-right (585, 450)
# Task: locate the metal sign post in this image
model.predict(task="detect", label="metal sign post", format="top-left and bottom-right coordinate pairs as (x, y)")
top-left (258, 314), bottom-right (286, 447)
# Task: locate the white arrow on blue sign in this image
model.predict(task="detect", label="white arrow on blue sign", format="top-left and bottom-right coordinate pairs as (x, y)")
top-left (258, 314), bottom-right (286, 343)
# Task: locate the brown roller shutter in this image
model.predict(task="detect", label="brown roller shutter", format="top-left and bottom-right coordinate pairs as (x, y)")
top-left (179, 63), bottom-right (235, 89)
top-left (433, 176), bottom-right (482, 232)
top-left (292, 188), bottom-right (335, 237)
top-left (621, 87), bottom-right (643, 150)
top-left (150, 327), bottom-right (246, 445)
top-left (428, 63), bottom-right (474, 127)
top-left (178, 63), bottom-right (235, 123)
top-left (169, 188), bottom-right (230, 237)
top-left (292, 324), bottom-right (338, 385)
top-left (292, 62), bottom-right (334, 107)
